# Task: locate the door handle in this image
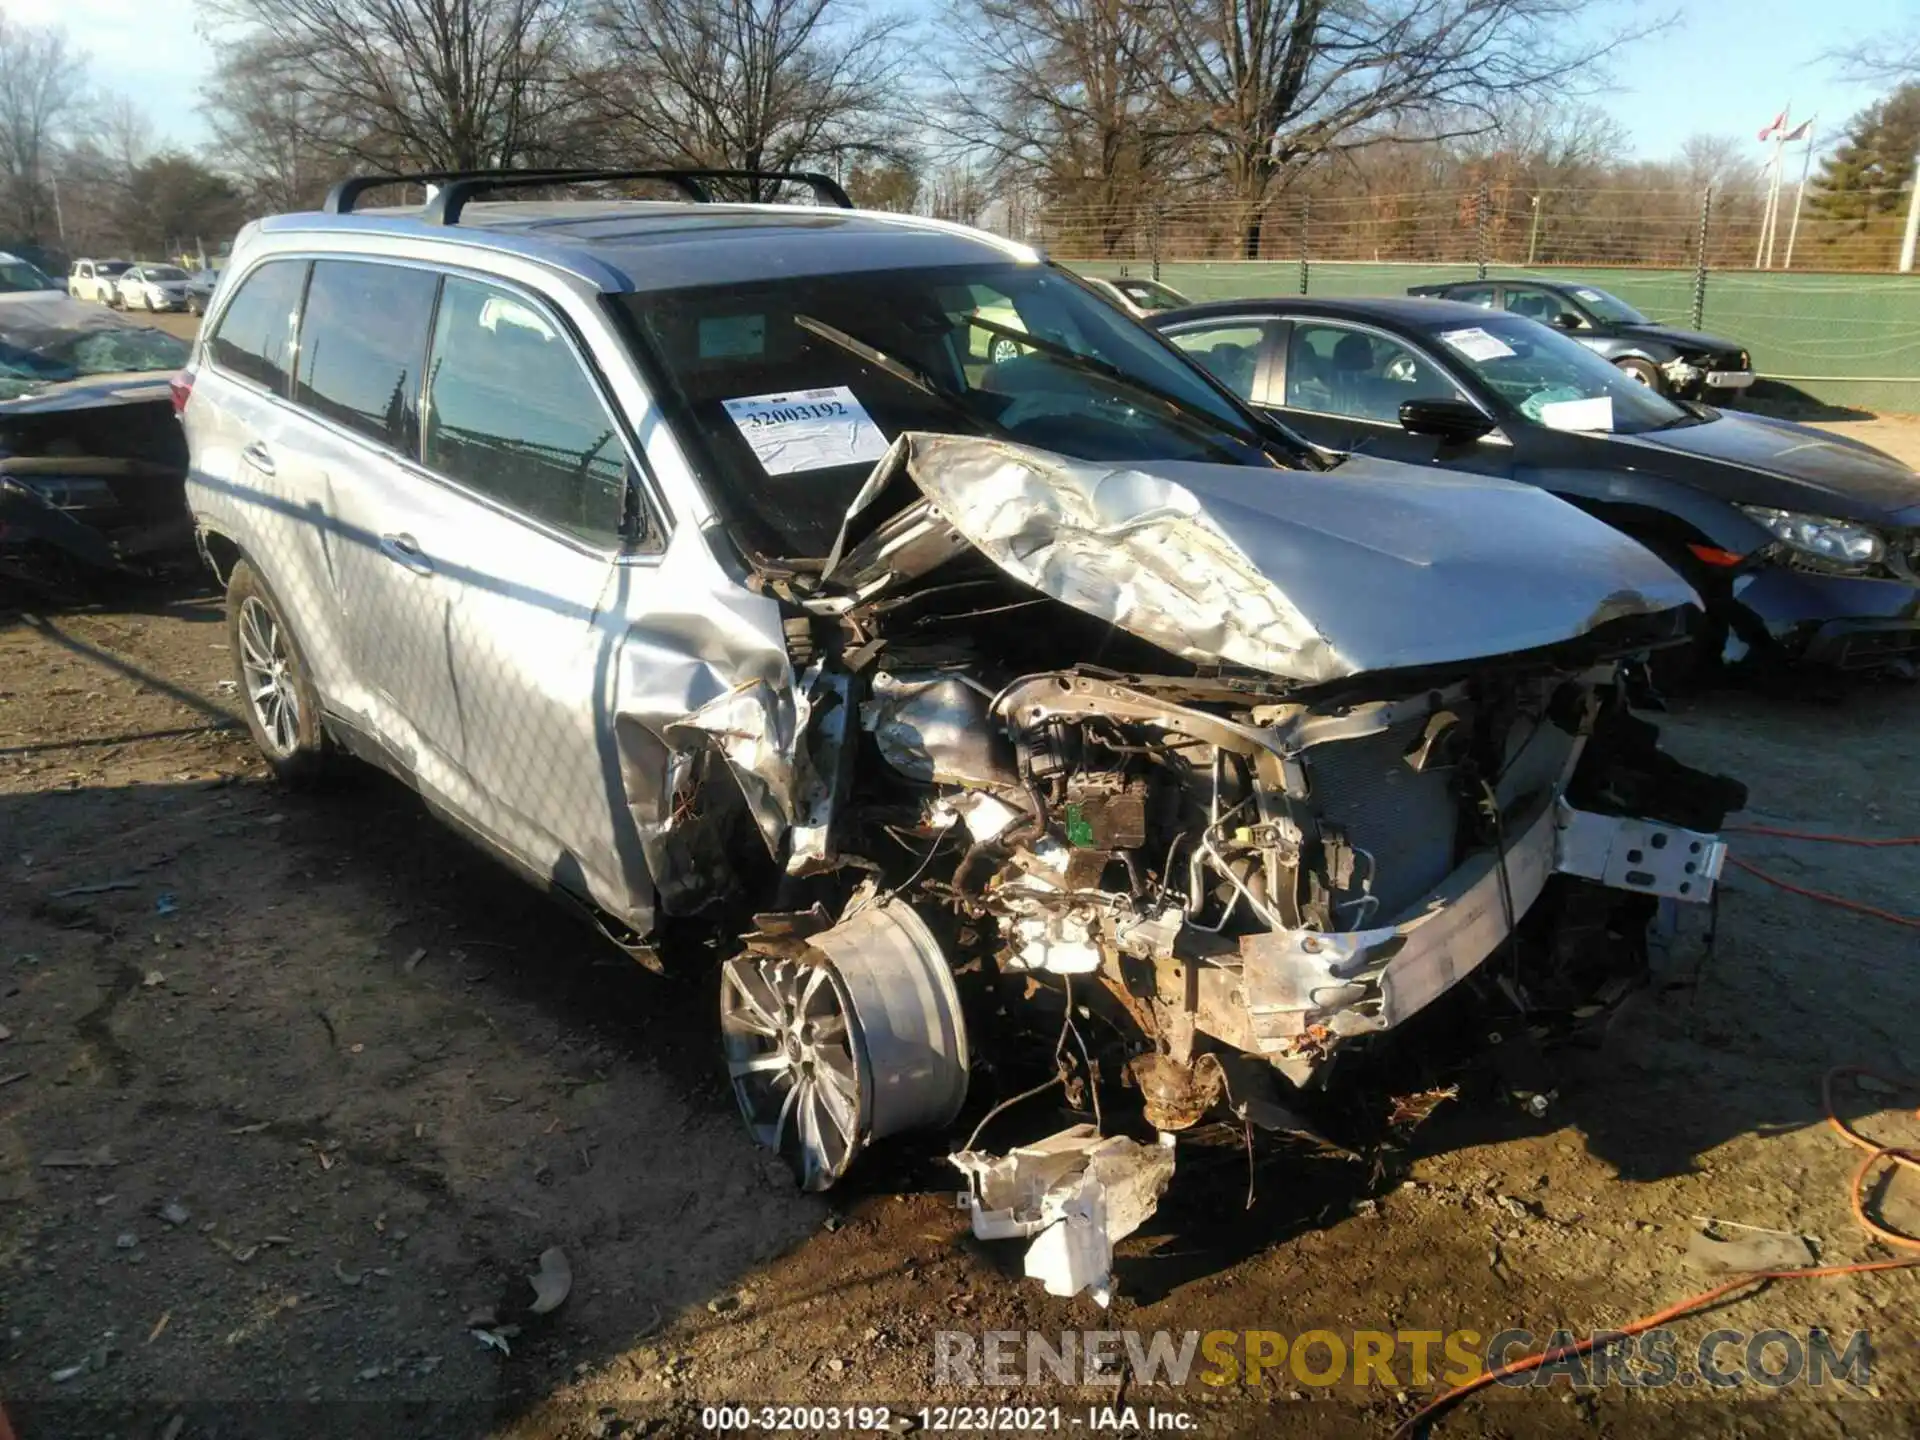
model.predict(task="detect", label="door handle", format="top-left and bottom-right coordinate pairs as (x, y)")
top-left (240, 440), bottom-right (276, 476)
top-left (379, 532), bottom-right (434, 576)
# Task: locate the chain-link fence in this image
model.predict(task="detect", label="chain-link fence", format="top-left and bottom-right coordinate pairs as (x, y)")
top-left (1000, 187), bottom-right (1920, 415)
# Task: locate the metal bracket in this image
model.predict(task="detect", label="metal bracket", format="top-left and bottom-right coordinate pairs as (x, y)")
top-left (1553, 801), bottom-right (1724, 903)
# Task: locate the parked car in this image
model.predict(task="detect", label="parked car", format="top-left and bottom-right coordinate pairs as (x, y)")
top-left (67, 259), bottom-right (133, 304)
top-left (115, 263), bottom-right (194, 312)
top-left (1151, 296), bottom-right (1920, 677)
top-left (1406, 277), bottom-right (1754, 402)
top-left (184, 268), bottom-right (220, 316)
top-left (1081, 274), bottom-right (1190, 317)
top-left (179, 169), bottom-right (1739, 1210)
top-left (971, 274), bottom-right (1193, 364)
top-left (0, 252), bottom-right (61, 293)
top-left (0, 293), bottom-right (195, 587)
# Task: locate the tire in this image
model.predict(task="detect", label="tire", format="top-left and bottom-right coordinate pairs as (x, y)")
top-left (1614, 356), bottom-right (1665, 393)
top-left (187, 295), bottom-right (205, 317)
top-left (225, 559), bottom-right (335, 787)
top-left (987, 336), bottom-right (1023, 366)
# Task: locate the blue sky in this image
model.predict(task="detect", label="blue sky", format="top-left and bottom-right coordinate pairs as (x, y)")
top-left (7, 0), bottom-right (1910, 165)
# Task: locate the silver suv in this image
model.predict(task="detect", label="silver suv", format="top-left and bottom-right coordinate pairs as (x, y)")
top-left (181, 168), bottom-right (1742, 1203)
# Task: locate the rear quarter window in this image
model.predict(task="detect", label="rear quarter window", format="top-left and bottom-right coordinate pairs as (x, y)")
top-left (208, 260), bottom-right (309, 394)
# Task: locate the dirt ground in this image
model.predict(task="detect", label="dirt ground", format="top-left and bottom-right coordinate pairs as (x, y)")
top-left (2, 394), bottom-right (1919, 1439)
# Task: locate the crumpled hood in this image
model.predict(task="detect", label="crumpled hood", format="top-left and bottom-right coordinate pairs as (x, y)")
top-left (862, 434), bottom-right (1697, 684)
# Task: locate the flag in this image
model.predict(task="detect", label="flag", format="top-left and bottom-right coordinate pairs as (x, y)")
top-left (1758, 109), bottom-right (1788, 141)
top-left (1782, 118), bottom-right (1813, 142)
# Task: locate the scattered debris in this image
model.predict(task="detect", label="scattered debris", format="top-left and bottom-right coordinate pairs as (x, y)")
top-left (158, 1414), bottom-right (184, 1440)
top-left (227, 1121), bottom-right (271, 1135)
top-left (142, 969), bottom-right (165, 988)
top-left (0, 1023), bottom-right (12, 1041)
top-left (147, 1312), bottom-right (171, 1345)
top-left (1687, 1225), bottom-right (1817, 1273)
top-left (0, 1070), bottom-right (26, 1088)
top-left (155, 893), bottom-right (179, 916)
top-left (471, 1326), bottom-right (518, 1356)
top-left (404, 947), bottom-right (427, 974)
top-left (41, 1145), bottom-right (117, 1169)
top-left (50, 1361), bottom-right (87, 1383)
top-left (528, 1246), bottom-right (572, 1314)
top-left (158, 1201), bottom-right (190, 1227)
top-left (334, 1259), bottom-right (364, 1288)
top-left (49, 879), bottom-right (139, 898)
top-left (1387, 1086), bottom-right (1458, 1131)
top-left (950, 1125), bottom-right (1176, 1305)
top-left (116, 1233), bottom-right (138, 1250)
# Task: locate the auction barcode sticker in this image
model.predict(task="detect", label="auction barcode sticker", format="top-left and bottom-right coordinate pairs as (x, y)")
top-left (722, 386), bottom-right (891, 475)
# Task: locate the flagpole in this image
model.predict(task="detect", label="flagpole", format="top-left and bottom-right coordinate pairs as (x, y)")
top-left (1784, 119), bottom-right (1815, 270)
top-left (1755, 135), bottom-right (1781, 268)
top-left (1766, 131), bottom-right (1789, 267)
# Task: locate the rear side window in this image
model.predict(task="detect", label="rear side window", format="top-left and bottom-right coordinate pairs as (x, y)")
top-left (208, 260), bottom-right (307, 393)
top-left (294, 260), bottom-right (438, 449)
top-left (422, 275), bottom-right (628, 545)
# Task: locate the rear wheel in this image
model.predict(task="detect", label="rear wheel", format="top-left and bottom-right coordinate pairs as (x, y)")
top-left (1614, 356), bottom-right (1665, 393)
top-left (987, 336), bottom-right (1023, 366)
top-left (226, 559), bottom-right (335, 786)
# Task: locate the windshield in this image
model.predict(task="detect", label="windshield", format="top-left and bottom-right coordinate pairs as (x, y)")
top-left (0, 256), bottom-right (56, 293)
top-left (1567, 286), bottom-right (1648, 325)
top-left (96, 261), bottom-right (132, 276)
top-left (618, 261), bottom-right (1284, 559)
top-left (1427, 314), bottom-right (1691, 435)
top-left (144, 265), bottom-right (189, 282)
top-left (0, 297), bottom-right (193, 400)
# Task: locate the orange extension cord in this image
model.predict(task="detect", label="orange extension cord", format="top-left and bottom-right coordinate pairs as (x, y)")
top-left (1392, 1071), bottom-right (1920, 1437)
top-left (1396, 819), bottom-right (1920, 1433)
top-left (1721, 823), bottom-right (1920, 930)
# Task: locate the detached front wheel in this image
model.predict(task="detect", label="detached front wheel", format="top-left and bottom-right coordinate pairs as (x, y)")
top-left (720, 902), bottom-right (968, 1191)
top-left (226, 559), bottom-right (335, 786)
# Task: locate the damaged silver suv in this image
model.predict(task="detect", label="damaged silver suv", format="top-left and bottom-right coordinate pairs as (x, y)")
top-left (181, 169), bottom-right (1743, 1221)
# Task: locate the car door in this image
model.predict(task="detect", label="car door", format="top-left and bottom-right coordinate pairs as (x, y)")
top-left (1156, 317), bottom-right (1283, 407)
top-left (404, 270), bottom-right (663, 908)
top-left (1264, 318), bottom-right (1513, 476)
top-left (71, 262), bottom-right (89, 299)
top-left (275, 258), bottom-right (457, 769)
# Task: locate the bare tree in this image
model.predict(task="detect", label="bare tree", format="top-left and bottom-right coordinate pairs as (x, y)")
top-left (201, 35), bottom-right (355, 212)
top-left (581, 0), bottom-right (911, 196)
top-left (0, 15), bottom-right (89, 244)
top-left (1145, 0), bottom-right (1662, 256)
top-left (940, 0), bottom-right (1181, 254)
top-left (1829, 25), bottom-right (1920, 87)
top-left (203, 0), bottom-right (582, 172)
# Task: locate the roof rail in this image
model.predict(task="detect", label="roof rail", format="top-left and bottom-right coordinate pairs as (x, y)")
top-left (419, 167), bottom-right (855, 225)
top-left (324, 170), bottom-right (551, 215)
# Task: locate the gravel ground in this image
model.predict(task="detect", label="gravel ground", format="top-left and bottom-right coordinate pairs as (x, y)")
top-left (1, 356), bottom-right (1917, 1439)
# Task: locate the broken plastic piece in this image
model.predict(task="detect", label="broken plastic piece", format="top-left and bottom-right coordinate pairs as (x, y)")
top-left (949, 1125), bottom-right (1176, 1305)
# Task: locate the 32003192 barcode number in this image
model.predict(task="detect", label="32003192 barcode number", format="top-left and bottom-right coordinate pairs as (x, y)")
top-left (699, 1405), bottom-right (895, 1431)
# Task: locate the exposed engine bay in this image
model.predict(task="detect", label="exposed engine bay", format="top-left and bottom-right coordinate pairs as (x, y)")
top-left (661, 433), bottom-right (1745, 1293)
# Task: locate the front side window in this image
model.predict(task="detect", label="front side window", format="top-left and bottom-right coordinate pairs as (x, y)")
top-left (422, 276), bottom-right (628, 545)
top-left (1567, 286), bottom-right (1648, 325)
top-left (1426, 315), bottom-right (1689, 434)
top-left (294, 260), bottom-right (438, 449)
top-left (619, 262), bottom-right (1281, 560)
top-left (207, 259), bottom-right (308, 393)
top-left (1284, 323), bottom-right (1459, 423)
top-left (1164, 322), bottom-right (1272, 403)
top-left (1503, 286), bottom-right (1585, 328)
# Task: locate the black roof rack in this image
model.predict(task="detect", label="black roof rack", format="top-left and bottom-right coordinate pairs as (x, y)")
top-left (324, 166), bottom-right (854, 223)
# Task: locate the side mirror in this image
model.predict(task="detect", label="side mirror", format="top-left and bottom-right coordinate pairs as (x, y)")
top-left (1399, 398), bottom-right (1496, 442)
top-left (1551, 312), bottom-right (1583, 331)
